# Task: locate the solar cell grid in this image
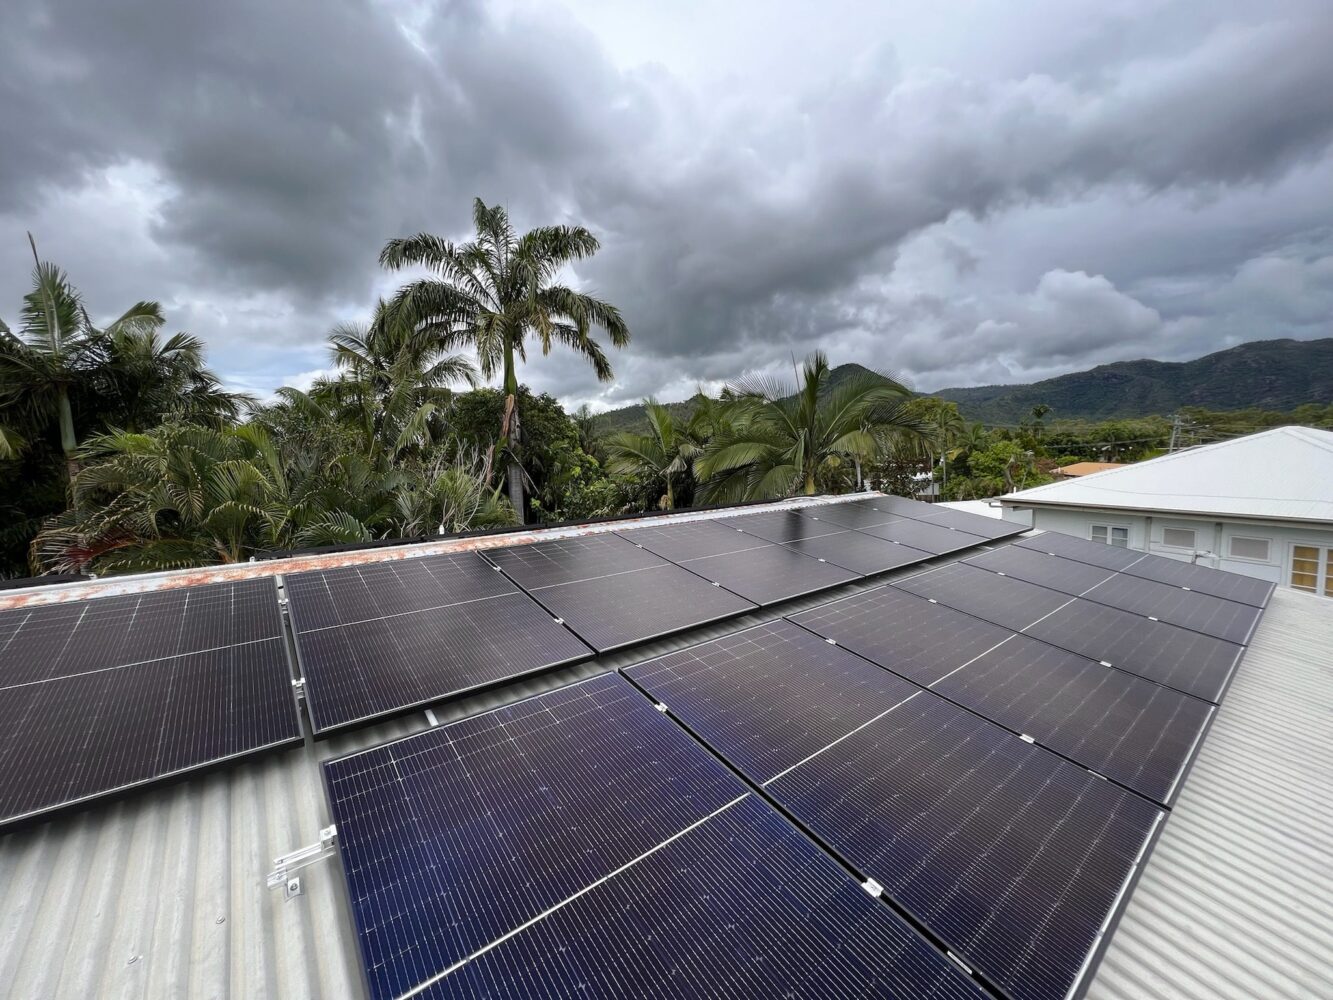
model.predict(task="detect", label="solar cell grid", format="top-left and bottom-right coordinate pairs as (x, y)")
top-left (630, 626), bottom-right (1164, 1000)
top-left (323, 672), bottom-right (743, 1000)
top-left (484, 533), bottom-right (664, 590)
top-left (0, 641), bottom-right (299, 826)
top-left (788, 586), bottom-right (1012, 687)
top-left (616, 518), bottom-right (769, 562)
top-left (1122, 554), bottom-right (1275, 607)
top-left (673, 543), bottom-right (859, 606)
top-left (931, 633), bottom-right (1215, 804)
top-left (0, 578), bottom-right (283, 687)
top-left (521, 563), bottom-right (756, 652)
top-left (892, 562), bottom-right (1074, 631)
top-left (1082, 572), bottom-right (1263, 644)
top-left (625, 620), bottom-right (921, 782)
top-left (865, 495), bottom-right (944, 518)
top-left (854, 517), bottom-right (989, 555)
top-left (964, 544), bottom-right (1118, 596)
top-left (799, 499), bottom-right (904, 529)
top-left (905, 505), bottom-right (1027, 540)
top-left (781, 528), bottom-right (934, 575)
top-left (1015, 531), bottom-right (1146, 571)
top-left (1025, 601), bottom-right (1243, 703)
top-left (724, 509), bottom-right (842, 544)
top-left (421, 794), bottom-right (988, 1000)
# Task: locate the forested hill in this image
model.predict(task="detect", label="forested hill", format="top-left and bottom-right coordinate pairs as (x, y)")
top-left (594, 338), bottom-right (1332, 431)
top-left (931, 338), bottom-right (1333, 424)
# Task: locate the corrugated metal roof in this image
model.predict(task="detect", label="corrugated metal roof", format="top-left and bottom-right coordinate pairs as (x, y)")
top-left (1087, 585), bottom-right (1333, 1000)
top-left (1056, 462), bottom-right (1126, 477)
top-left (1, 519), bottom-right (1329, 1000)
top-left (1004, 426), bottom-right (1333, 524)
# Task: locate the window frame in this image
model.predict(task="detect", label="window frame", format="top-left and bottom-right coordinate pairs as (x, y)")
top-left (1161, 526), bottom-right (1198, 551)
top-left (1090, 522), bottom-right (1131, 548)
top-left (1289, 543), bottom-right (1332, 597)
top-left (1228, 535), bottom-right (1272, 564)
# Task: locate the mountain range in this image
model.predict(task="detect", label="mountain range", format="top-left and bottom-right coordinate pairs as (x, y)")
top-left (594, 338), bottom-right (1333, 432)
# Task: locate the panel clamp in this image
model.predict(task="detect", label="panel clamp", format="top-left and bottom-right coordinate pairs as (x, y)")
top-left (860, 878), bottom-right (883, 897)
top-left (291, 677), bottom-right (306, 702)
top-left (654, 702), bottom-right (669, 714)
top-left (267, 824), bottom-right (339, 900)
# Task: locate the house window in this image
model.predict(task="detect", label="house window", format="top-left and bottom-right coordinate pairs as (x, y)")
top-left (1230, 536), bottom-right (1271, 562)
top-left (1162, 527), bottom-right (1196, 549)
top-left (1091, 524), bottom-right (1129, 548)
top-left (1290, 545), bottom-right (1333, 597)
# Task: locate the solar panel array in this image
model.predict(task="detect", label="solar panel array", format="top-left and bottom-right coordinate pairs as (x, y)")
top-left (285, 553), bottom-right (593, 734)
top-left (626, 621), bottom-right (1164, 1000)
top-left (312, 515), bottom-right (1270, 1000)
top-left (0, 578), bottom-right (301, 830)
top-left (323, 672), bottom-right (988, 1000)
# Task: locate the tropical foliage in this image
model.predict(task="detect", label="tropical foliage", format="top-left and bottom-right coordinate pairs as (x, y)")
top-left (380, 198), bottom-right (629, 519)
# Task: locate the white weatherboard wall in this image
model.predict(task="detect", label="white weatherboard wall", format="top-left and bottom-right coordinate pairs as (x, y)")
top-left (1015, 506), bottom-right (1333, 595)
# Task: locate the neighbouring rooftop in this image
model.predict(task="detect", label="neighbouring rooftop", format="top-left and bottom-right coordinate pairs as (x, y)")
top-left (1006, 426), bottom-right (1333, 524)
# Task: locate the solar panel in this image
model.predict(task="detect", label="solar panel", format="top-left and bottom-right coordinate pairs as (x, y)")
top-left (863, 495), bottom-right (945, 518)
top-left (324, 672), bottom-right (985, 1000)
top-left (788, 586), bottom-right (1012, 687)
top-left (484, 534), bottom-right (757, 652)
top-left (892, 563), bottom-right (1073, 631)
top-left (1082, 572), bottom-right (1263, 644)
top-left (963, 544), bottom-right (1118, 596)
top-left (0, 579), bottom-right (301, 830)
top-left (905, 505), bottom-right (1028, 540)
top-left (854, 517), bottom-right (988, 555)
top-left (617, 518), bottom-right (769, 561)
top-left (724, 508), bottom-right (841, 544)
top-left (285, 553), bottom-right (592, 733)
top-left (1025, 600), bottom-right (1244, 703)
top-left (670, 543), bottom-right (860, 606)
top-left (799, 499), bottom-right (904, 529)
top-left (929, 633), bottom-right (1215, 805)
top-left (1015, 531), bottom-right (1146, 571)
top-left (628, 623), bottom-right (1164, 1000)
top-left (1121, 554), bottom-right (1275, 607)
top-left (783, 529), bottom-right (936, 575)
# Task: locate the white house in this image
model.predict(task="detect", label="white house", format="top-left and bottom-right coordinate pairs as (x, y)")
top-left (1001, 425), bottom-right (1333, 598)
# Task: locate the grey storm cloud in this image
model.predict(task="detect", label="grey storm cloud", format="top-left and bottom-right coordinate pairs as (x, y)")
top-left (2, 0), bottom-right (1332, 406)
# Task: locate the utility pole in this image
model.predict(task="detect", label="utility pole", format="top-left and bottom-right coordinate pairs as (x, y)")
top-left (1168, 413), bottom-right (1181, 454)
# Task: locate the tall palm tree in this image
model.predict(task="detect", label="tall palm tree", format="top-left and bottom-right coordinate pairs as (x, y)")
top-left (603, 399), bottom-right (703, 510)
top-left (697, 351), bottom-right (922, 502)
top-left (0, 239), bottom-right (161, 481)
top-left (96, 326), bottom-right (248, 430)
top-left (380, 198), bottom-right (629, 522)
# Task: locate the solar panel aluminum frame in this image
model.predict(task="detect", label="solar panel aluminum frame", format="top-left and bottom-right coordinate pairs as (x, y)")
top-left (620, 623), bottom-right (1174, 1000)
top-left (485, 546), bottom-right (759, 655)
top-left (282, 568), bottom-right (595, 737)
top-left (0, 577), bottom-right (305, 834)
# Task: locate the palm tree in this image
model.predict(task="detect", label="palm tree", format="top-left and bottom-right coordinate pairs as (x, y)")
top-left (96, 326), bottom-right (249, 430)
top-left (380, 198), bottom-right (629, 522)
top-left (603, 400), bottom-right (703, 510)
top-left (312, 298), bottom-right (477, 459)
top-left (0, 238), bottom-right (162, 482)
top-left (696, 351), bottom-right (922, 502)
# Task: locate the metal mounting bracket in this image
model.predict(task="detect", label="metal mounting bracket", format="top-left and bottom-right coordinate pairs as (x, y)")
top-left (267, 824), bottom-right (338, 900)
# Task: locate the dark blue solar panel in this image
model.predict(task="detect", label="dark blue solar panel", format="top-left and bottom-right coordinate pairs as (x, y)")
top-left (422, 795), bottom-right (987, 1000)
top-left (782, 529), bottom-right (936, 575)
top-left (1082, 573), bottom-right (1263, 643)
top-left (788, 586), bottom-right (1012, 688)
top-left (325, 671), bottom-right (984, 1000)
top-left (1025, 601), bottom-right (1244, 703)
top-left (892, 563), bottom-right (1073, 631)
top-left (628, 623), bottom-right (1164, 1000)
top-left (854, 517), bottom-right (988, 555)
top-left (799, 499), bottom-right (905, 529)
top-left (1014, 531), bottom-right (1146, 571)
top-left (726, 509), bottom-right (841, 544)
top-left (929, 633), bottom-right (1215, 805)
top-left (286, 553), bottom-right (593, 733)
top-left (1121, 555), bottom-right (1275, 607)
top-left (0, 578), bottom-right (300, 830)
top-left (616, 518), bottom-right (766, 561)
top-left (483, 534), bottom-right (757, 652)
top-left (964, 544), bottom-right (1118, 596)
top-left (906, 505), bottom-right (1028, 540)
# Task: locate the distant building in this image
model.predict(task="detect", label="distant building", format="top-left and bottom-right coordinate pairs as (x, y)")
top-left (1002, 426), bottom-right (1333, 598)
top-left (1055, 460), bottom-right (1125, 478)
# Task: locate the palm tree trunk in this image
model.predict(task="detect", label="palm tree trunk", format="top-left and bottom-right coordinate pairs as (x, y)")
top-left (57, 385), bottom-right (80, 496)
top-left (502, 349), bottom-right (525, 524)
top-left (804, 472), bottom-right (816, 495)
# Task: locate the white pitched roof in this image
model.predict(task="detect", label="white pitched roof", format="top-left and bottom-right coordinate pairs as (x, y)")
top-left (1004, 426), bottom-right (1333, 524)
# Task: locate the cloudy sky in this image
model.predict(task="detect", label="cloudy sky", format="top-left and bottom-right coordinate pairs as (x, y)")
top-left (3, 0), bottom-right (1332, 409)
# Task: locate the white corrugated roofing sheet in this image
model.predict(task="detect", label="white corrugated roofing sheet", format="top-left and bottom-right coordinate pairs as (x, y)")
top-left (0, 515), bottom-right (1330, 999)
top-left (1005, 426), bottom-right (1333, 524)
